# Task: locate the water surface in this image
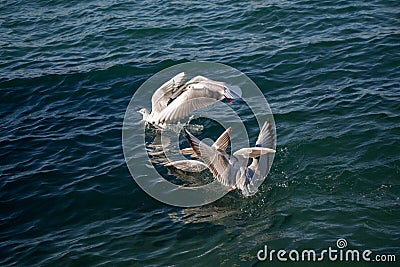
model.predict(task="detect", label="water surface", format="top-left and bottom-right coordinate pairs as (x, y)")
top-left (1, 0), bottom-right (399, 266)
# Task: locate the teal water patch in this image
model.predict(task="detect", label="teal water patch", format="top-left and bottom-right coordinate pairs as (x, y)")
top-left (1, 0), bottom-right (399, 266)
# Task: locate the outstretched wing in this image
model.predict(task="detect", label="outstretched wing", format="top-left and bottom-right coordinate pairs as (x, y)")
top-left (255, 120), bottom-right (275, 149)
top-left (248, 119), bottom-right (276, 179)
top-left (154, 84), bottom-right (223, 124)
top-left (185, 75), bottom-right (212, 84)
top-left (184, 129), bottom-right (235, 187)
top-left (151, 72), bottom-right (186, 115)
top-left (212, 127), bottom-right (231, 152)
top-left (233, 147), bottom-right (275, 158)
top-left (186, 75), bottom-right (241, 98)
top-left (180, 127), bottom-right (231, 157)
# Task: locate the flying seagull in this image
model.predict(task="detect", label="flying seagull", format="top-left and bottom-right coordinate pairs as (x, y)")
top-left (182, 120), bottom-right (276, 196)
top-left (137, 72), bottom-right (240, 127)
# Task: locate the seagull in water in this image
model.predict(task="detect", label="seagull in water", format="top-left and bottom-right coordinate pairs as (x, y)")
top-left (166, 120), bottom-right (276, 196)
top-left (137, 72), bottom-right (240, 127)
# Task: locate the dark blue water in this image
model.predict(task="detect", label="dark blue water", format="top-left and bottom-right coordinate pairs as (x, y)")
top-left (1, 0), bottom-right (399, 266)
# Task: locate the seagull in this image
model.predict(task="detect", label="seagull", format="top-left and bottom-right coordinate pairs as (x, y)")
top-left (182, 120), bottom-right (276, 196)
top-left (137, 72), bottom-right (239, 127)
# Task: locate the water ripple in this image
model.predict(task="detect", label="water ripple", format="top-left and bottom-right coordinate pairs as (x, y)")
top-left (1, 0), bottom-right (399, 265)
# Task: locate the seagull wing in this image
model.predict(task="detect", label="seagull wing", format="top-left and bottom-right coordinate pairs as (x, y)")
top-left (212, 127), bottom-right (231, 152)
top-left (180, 127), bottom-right (231, 157)
top-left (186, 75), bottom-right (212, 83)
top-left (233, 147), bottom-right (276, 158)
top-left (186, 77), bottom-right (238, 99)
top-left (154, 84), bottom-right (223, 124)
top-left (151, 72), bottom-right (186, 115)
top-left (255, 119), bottom-right (276, 148)
top-left (184, 129), bottom-right (235, 187)
top-left (247, 120), bottom-right (276, 179)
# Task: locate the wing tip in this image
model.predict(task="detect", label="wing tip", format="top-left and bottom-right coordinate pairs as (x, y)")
top-left (184, 128), bottom-right (200, 155)
top-left (257, 119), bottom-right (276, 148)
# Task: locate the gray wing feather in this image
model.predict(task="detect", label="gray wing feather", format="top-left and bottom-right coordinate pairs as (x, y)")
top-left (151, 72), bottom-right (186, 115)
top-left (233, 147), bottom-right (275, 158)
top-left (154, 88), bottom-right (220, 124)
top-left (184, 129), bottom-right (235, 187)
top-left (256, 120), bottom-right (276, 149)
top-left (212, 127), bottom-right (231, 152)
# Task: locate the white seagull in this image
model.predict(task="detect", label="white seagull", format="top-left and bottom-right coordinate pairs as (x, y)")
top-left (137, 72), bottom-right (239, 127)
top-left (182, 120), bottom-right (276, 196)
